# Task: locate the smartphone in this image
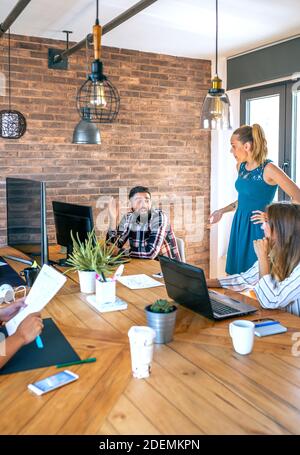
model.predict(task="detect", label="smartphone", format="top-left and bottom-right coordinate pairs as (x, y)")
top-left (28, 370), bottom-right (79, 396)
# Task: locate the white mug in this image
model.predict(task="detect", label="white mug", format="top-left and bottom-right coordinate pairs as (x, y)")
top-left (0, 284), bottom-right (26, 304)
top-left (229, 320), bottom-right (255, 355)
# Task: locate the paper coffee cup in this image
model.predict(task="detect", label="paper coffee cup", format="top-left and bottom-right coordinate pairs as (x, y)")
top-left (128, 326), bottom-right (156, 379)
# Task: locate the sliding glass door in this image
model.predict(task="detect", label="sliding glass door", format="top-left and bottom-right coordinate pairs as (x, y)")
top-left (240, 80), bottom-right (300, 200)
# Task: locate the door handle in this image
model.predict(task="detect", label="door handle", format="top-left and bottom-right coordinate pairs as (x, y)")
top-left (281, 161), bottom-right (290, 173)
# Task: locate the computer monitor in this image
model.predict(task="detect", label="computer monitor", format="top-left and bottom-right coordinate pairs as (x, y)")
top-left (6, 177), bottom-right (49, 265)
top-left (52, 201), bottom-right (94, 266)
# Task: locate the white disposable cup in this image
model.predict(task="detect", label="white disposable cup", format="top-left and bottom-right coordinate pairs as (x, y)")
top-left (128, 326), bottom-right (156, 379)
top-left (96, 279), bottom-right (116, 304)
top-left (229, 320), bottom-right (255, 355)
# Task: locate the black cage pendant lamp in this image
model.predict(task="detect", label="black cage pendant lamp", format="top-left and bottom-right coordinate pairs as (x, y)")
top-left (76, 0), bottom-right (120, 124)
top-left (200, 0), bottom-right (231, 130)
top-left (0, 30), bottom-right (26, 139)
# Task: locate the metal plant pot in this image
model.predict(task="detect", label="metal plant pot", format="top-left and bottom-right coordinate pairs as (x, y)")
top-left (145, 305), bottom-right (177, 344)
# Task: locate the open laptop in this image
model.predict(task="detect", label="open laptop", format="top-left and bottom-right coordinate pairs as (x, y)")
top-left (158, 256), bottom-right (257, 320)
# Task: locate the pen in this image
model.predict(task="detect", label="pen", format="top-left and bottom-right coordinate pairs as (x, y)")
top-left (254, 321), bottom-right (280, 328)
top-left (56, 357), bottom-right (97, 368)
top-left (35, 335), bottom-right (44, 349)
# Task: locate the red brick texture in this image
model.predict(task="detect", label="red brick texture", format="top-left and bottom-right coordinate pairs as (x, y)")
top-left (0, 34), bottom-right (211, 271)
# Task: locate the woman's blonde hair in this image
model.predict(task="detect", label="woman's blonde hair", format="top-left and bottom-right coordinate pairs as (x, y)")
top-left (233, 124), bottom-right (268, 165)
top-left (267, 202), bottom-right (300, 282)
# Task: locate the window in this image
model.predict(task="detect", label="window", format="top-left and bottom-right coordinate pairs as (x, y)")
top-left (292, 87), bottom-right (300, 186)
top-left (240, 80), bottom-right (300, 200)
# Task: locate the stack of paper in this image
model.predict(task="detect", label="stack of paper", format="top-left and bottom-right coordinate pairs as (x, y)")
top-left (117, 274), bottom-right (164, 290)
top-left (6, 264), bottom-right (67, 336)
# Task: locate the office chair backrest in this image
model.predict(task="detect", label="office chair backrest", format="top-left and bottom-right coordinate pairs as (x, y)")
top-left (175, 237), bottom-right (186, 262)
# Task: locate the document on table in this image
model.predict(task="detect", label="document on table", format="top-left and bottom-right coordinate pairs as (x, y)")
top-left (117, 274), bottom-right (164, 290)
top-left (6, 264), bottom-right (67, 336)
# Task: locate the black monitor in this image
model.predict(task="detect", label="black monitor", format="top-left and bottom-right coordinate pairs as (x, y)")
top-left (6, 177), bottom-right (49, 265)
top-left (52, 201), bottom-right (94, 266)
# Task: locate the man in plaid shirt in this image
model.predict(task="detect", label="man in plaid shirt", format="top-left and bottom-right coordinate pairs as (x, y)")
top-left (107, 186), bottom-right (180, 260)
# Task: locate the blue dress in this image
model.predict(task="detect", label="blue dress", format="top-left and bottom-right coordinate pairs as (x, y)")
top-left (226, 160), bottom-right (277, 275)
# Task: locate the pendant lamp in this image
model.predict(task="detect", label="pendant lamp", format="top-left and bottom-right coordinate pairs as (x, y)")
top-left (200, 0), bottom-right (231, 130)
top-left (76, 0), bottom-right (120, 123)
top-left (0, 30), bottom-right (26, 139)
top-left (72, 108), bottom-right (101, 144)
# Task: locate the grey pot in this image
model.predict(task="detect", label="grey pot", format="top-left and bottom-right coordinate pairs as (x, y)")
top-left (145, 305), bottom-right (177, 344)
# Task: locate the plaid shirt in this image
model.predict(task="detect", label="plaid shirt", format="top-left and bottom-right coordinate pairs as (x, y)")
top-left (107, 209), bottom-right (180, 260)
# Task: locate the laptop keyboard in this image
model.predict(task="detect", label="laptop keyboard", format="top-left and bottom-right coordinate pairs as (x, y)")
top-left (211, 300), bottom-right (241, 315)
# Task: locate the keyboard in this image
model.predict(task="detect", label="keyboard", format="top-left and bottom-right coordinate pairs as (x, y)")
top-left (211, 299), bottom-right (241, 316)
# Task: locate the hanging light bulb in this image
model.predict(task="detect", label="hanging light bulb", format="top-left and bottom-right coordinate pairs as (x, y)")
top-left (90, 81), bottom-right (107, 108)
top-left (200, 0), bottom-right (231, 130)
top-left (77, 0), bottom-right (119, 123)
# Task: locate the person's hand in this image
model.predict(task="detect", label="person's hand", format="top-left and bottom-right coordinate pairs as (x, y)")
top-left (208, 209), bottom-right (223, 225)
top-left (15, 313), bottom-right (43, 345)
top-left (0, 298), bottom-right (27, 323)
top-left (253, 238), bottom-right (269, 260)
top-left (250, 210), bottom-right (267, 224)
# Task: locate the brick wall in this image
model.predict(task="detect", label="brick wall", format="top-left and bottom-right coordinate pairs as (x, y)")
top-left (0, 33), bottom-right (211, 272)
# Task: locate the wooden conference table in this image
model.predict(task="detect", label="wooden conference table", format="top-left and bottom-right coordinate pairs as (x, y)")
top-left (1, 246), bottom-right (300, 435)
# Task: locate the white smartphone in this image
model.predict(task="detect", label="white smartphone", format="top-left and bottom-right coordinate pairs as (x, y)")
top-left (28, 370), bottom-right (79, 396)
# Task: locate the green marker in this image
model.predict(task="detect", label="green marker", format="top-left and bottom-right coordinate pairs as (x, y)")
top-left (56, 357), bottom-right (96, 368)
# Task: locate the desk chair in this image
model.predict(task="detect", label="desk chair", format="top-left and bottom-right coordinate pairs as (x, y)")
top-left (175, 237), bottom-right (186, 262)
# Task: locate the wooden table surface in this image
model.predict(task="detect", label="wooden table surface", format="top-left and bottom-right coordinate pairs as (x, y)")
top-left (1, 247), bottom-right (300, 435)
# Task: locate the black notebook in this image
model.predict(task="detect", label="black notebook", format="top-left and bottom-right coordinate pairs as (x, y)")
top-left (0, 318), bottom-right (80, 375)
top-left (0, 256), bottom-right (25, 287)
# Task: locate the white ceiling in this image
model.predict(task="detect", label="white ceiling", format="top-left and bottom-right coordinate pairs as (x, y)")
top-left (1, 0), bottom-right (300, 59)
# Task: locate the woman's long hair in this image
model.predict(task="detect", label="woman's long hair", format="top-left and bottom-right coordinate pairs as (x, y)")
top-left (267, 202), bottom-right (300, 281)
top-left (233, 124), bottom-right (268, 165)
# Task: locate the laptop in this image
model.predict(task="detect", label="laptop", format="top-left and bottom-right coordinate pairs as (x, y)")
top-left (158, 256), bottom-right (257, 320)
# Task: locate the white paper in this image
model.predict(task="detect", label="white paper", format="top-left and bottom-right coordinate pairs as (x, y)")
top-left (86, 295), bottom-right (128, 313)
top-left (117, 274), bottom-right (164, 290)
top-left (6, 264), bottom-right (67, 336)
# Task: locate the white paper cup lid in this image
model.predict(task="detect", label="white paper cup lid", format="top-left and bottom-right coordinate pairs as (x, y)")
top-left (128, 326), bottom-right (156, 343)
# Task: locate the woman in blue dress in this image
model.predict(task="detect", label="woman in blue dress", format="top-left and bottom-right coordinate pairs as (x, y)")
top-left (210, 124), bottom-right (300, 275)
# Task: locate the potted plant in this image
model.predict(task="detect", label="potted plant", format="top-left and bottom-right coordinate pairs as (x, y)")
top-left (93, 238), bottom-right (128, 304)
top-left (66, 230), bottom-right (127, 294)
top-left (145, 299), bottom-right (177, 344)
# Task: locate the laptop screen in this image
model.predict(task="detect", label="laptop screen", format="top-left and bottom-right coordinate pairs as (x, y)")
top-left (158, 256), bottom-right (214, 319)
